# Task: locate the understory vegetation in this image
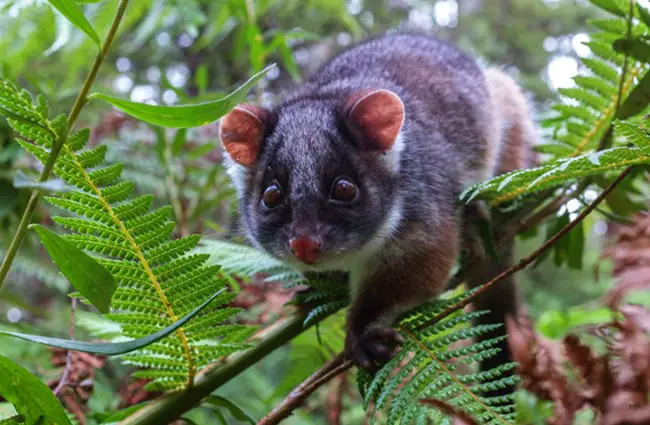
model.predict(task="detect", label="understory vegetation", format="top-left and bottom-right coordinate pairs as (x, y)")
top-left (0, 0), bottom-right (649, 424)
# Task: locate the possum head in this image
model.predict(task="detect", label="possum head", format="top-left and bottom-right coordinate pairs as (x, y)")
top-left (219, 89), bottom-right (406, 271)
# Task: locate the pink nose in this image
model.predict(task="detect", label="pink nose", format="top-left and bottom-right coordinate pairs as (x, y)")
top-left (289, 237), bottom-right (321, 264)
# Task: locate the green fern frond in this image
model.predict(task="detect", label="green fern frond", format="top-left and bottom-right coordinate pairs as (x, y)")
top-left (358, 294), bottom-right (518, 425)
top-left (200, 240), bottom-right (350, 326)
top-left (199, 239), bottom-right (304, 283)
top-left (463, 144), bottom-right (650, 204)
top-left (474, 2), bottom-right (650, 206)
top-left (547, 12), bottom-right (644, 158)
top-left (2, 80), bottom-right (252, 391)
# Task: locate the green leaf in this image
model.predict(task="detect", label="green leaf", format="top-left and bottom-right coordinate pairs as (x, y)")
top-left (567, 221), bottom-right (585, 269)
top-left (612, 38), bottom-right (650, 63)
top-left (186, 142), bottom-right (216, 160)
top-left (194, 65), bottom-right (208, 95)
top-left (30, 224), bottom-right (116, 313)
top-left (462, 146), bottom-right (650, 205)
top-left (0, 355), bottom-right (72, 425)
top-left (623, 290), bottom-right (650, 308)
top-left (0, 415), bottom-right (25, 425)
top-left (46, 0), bottom-right (101, 48)
top-left (96, 403), bottom-right (149, 425)
top-left (536, 307), bottom-right (615, 339)
top-left (618, 70), bottom-right (650, 119)
top-left (12, 171), bottom-right (74, 193)
top-left (0, 288), bottom-right (225, 355)
top-left (172, 128), bottom-right (187, 155)
top-left (202, 396), bottom-right (256, 425)
top-left (88, 65), bottom-right (275, 128)
top-left (638, 3), bottom-right (650, 28)
top-left (588, 0), bottom-right (625, 17)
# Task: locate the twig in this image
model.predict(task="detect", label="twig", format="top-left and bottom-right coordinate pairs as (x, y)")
top-left (54, 298), bottom-right (78, 395)
top-left (0, 0), bottom-right (131, 289)
top-left (257, 354), bottom-right (352, 425)
top-left (163, 137), bottom-right (187, 237)
top-left (420, 166), bottom-right (634, 331)
top-left (326, 373), bottom-right (347, 425)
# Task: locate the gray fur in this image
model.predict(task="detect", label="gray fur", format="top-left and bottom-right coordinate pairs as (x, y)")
top-left (228, 33), bottom-right (497, 272)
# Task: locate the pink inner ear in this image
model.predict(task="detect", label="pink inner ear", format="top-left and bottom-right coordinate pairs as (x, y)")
top-left (219, 105), bottom-right (267, 167)
top-left (345, 89), bottom-right (405, 152)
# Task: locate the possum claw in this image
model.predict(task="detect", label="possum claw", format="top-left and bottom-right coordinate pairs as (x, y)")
top-left (345, 326), bottom-right (404, 373)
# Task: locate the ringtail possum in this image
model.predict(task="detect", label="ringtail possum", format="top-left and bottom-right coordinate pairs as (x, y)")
top-left (219, 33), bottom-right (538, 383)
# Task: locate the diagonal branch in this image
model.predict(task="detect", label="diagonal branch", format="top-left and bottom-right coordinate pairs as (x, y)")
top-left (257, 353), bottom-right (351, 425)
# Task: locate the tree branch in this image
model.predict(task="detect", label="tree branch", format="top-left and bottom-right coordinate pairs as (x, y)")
top-left (257, 354), bottom-right (352, 425)
top-left (54, 299), bottom-right (78, 396)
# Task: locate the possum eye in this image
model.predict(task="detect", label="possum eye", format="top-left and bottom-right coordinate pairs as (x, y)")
top-left (262, 183), bottom-right (284, 209)
top-left (330, 177), bottom-right (358, 203)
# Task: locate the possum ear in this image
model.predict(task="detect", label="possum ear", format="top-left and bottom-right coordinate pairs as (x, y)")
top-left (219, 104), bottom-right (272, 167)
top-left (343, 89), bottom-right (405, 153)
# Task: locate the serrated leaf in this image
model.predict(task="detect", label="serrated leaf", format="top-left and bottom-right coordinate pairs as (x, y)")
top-left (0, 288), bottom-right (225, 354)
top-left (0, 355), bottom-right (72, 425)
top-left (88, 65), bottom-right (275, 128)
top-left (31, 224), bottom-right (116, 313)
top-left (46, 0), bottom-right (101, 48)
top-left (464, 147), bottom-right (650, 205)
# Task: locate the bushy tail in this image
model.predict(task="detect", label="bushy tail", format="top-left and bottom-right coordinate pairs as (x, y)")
top-left (465, 68), bottom-right (540, 397)
top-left (484, 67), bottom-right (539, 173)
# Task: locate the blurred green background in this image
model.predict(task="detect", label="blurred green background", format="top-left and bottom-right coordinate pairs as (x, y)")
top-left (0, 1), bottom-right (627, 424)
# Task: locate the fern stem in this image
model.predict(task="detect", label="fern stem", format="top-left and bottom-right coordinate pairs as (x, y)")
top-left (0, 0), bottom-right (130, 289)
top-left (402, 328), bottom-right (512, 425)
top-left (120, 312), bottom-right (325, 425)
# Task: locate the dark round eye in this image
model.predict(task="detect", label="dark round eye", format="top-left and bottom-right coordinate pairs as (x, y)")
top-left (330, 177), bottom-right (358, 203)
top-left (262, 183), bottom-right (284, 209)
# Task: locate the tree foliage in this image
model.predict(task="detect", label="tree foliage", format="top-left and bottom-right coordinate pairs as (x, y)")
top-left (0, 1), bottom-right (649, 425)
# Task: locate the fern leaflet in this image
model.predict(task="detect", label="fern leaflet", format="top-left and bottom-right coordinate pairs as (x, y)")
top-left (358, 292), bottom-right (518, 425)
top-left (467, 1), bottom-right (650, 206)
top-left (2, 79), bottom-right (252, 391)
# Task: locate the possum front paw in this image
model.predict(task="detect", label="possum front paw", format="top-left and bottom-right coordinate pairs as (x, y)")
top-left (345, 326), bottom-right (405, 372)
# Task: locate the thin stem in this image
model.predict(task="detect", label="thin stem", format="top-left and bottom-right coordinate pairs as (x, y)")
top-left (163, 138), bottom-right (187, 236)
top-left (258, 354), bottom-right (351, 425)
top-left (54, 298), bottom-right (77, 396)
top-left (0, 0), bottom-right (130, 289)
top-left (326, 373), bottom-right (347, 425)
top-left (420, 166), bottom-right (634, 331)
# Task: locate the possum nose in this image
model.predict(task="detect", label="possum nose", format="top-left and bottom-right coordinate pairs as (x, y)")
top-left (289, 236), bottom-right (321, 264)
